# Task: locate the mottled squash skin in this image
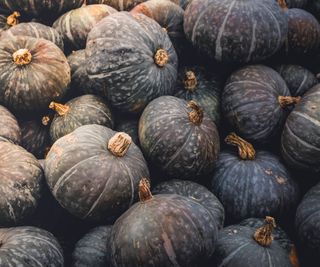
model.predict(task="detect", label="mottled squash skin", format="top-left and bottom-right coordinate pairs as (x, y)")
top-left (0, 142), bottom-right (43, 226)
top-left (281, 85), bottom-right (320, 174)
top-left (45, 125), bottom-right (149, 223)
top-left (86, 0), bottom-right (145, 11)
top-left (0, 226), bottom-right (63, 267)
top-left (0, 105), bottom-right (21, 144)
top-left (184, 0), bottom-right (288, 63)
top-left (139, 96), bottom-right (220, 181)
top-left (110, 194), bottom-right (218, 267)
top-left (53, 4), bottom-right (116, 51)
top-left (153, 179), bottom-right (225, 229)
top-left (86, 12), bottom-right (178, 114)
top-left (72, 226), bottom-right (112, 267)
top-left (0, 36), bottom-right (70, 114)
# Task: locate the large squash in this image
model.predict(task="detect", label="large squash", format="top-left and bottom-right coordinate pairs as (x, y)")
top-left (0, 105), bottom-right (21, 144)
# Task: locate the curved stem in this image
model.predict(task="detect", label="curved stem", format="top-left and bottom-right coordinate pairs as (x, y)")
top-left (139, 178), bottom-right (152, 202)
top-left (107, 132), bottom-right (132, 157)
top-left (49, 102), bottom-right (69, 116)
top-left (253, 216), bottom-right (276, 247)
top-left (188, 101), bottom-right (203, 125)
top-left (6, 11), bottom-right (20, 26)
top-left (225, 133), bottom-right (256, 160)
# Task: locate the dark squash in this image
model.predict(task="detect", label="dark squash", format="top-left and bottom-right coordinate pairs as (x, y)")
top-left (281, 84), bottom-right (320, 174)
top-left (174, 65), bottom-right (221, 124)
top-left (53, 4), bottom-right (116, 51)
top-left (153, 179), bottom-right (225, 229)
top-left (0, 226), bottom-right (63, 266)
top-left (222, 65), bottom-right (299, 144)
top-left (210, 133), bottom-right (300, 224)
top-left (45, 125), bottom-right (149, 222)
top-left (72, 226), bottom-right (112, 267)
top-left (86, 0), bottom-right (145, 11)
top-left (0, 105), bottom-right (21, 144)
top-left (0, 11), bottom-right (20, 34)
top-left (115, 114), bottom-right (140, 147)
top-left (110, 179), bottom-right (218, 267)
top-left (86, 12), bottom-right (178, 114)
top-left (0, 36), bottom-right (70, 114)
top-left (139, 96), bottom-right (220, 180)
top-left (184, 0), bottom-right (288, 63)
top-left (0, 141), bottom-right (43, 226)
top-left (49, 95), bottom-right (114, 143)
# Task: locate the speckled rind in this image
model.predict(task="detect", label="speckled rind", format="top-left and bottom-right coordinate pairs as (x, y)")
top-left (72, 226), bottom-right (112, 267)
top-left (153, 179), bottom-right (225, 229)
top-left (115, 115), bottom-right (140, 147)
top-left (0, 105), bottom-right (21, 144)
top-left (184, 0), bottom-right (288, 63)
top-left (53, 4), bottom-right (117, 51)
top-left (0, 36), bottom-right (70, 113)
top-left (45, 124), bottom-right (149, 223)
top-left (281, 84), bottom-right (320, 174)
top-left (222, 65), bottom-right (290, 144)
top-left (110, 194), bottom-right (218, 267)
top-left (50, 94), bottom-right (114, 143)
top-left (86, 0), bottom-right (145, 11)
top-left (86, 12), bottom-right (178, 114)
top-left (0, 226), bottom-right (63, 267)
top-left (210, 150), bottom-right (300, 224)
top-left (139, 95), bottom-right (220, 181)
top-left (0, 142), bottom-right (43, 226)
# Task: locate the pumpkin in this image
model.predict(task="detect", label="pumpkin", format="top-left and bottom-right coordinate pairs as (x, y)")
top-left (275, 64), bottom-right (318, 97)
top-left (0, 36), bottom-right (70, 114)
top-left (53, 4), bottom-right (116, 52)
top-left (72, 226), bottom-right (112, 267)
top-left (0, 226), bottom-right (63, 266)
top-left (2, 22), bottom-right (64, 51)
top-left (115, 114), bottom-right (140, 147)
top-left (0, 11), bottom-right (20, 34)
top-left (174, 65), bottom-right (221, 124)
top-left (49, 95), bottom-right (114, 143)
top-left (210, 133), bottom-right (300, 224)
top-left (184, 0), bottom-right (288, 64)
top-left (139, 96), bottom-right (220, 180)
top-left (45, 125), bottom-right (149, 222)
top-left (153, 179), bottom-right (225, 229)
top-left (86, 0), bottom-right (145, 11)
top-left (0, 141), bottom-right (43, 226)
top-left (0, 105), bottom-right (21, 144)
top-left (281, 84), bottom-right (320, 174)
top-left (86, 12), bottom-right (178, 114)
top-left (212, 217), bottom-right (293, 267)
top-left (222, 65), bottom-right (299, 144)
top-left (110, 178), bottom-right (218, 267)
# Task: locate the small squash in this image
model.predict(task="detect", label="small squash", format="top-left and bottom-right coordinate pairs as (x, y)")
top-left (0, 105), bottom-right (21, 144)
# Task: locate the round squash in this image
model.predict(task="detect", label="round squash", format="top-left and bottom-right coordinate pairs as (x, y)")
top-left (0, 226), bottom-right (63, 266)
top-left (0, 36), bottom-right (70, 114)
top-left (53, 4), bottom-right (116, 52)
top-left (184, 0), bottom-right (288, 63)
top-left (174, 65), bottom-right (221, 124)
top-left (0, 105), bottom-right (21, 144)
top-left (0, 11), bottom-right (20, 34)
top-left (86, 12), bottom-right (178, 114)
top-left (281, 84), bottom-right (320, 174)
top-left (115, 114), bottom-right (140, 147)
top-left (72, 226), bottom-right (112, 267)
top-left (211, 133), bottom-right (300, 224)
top-left (153, 179), bottom-right (225, 229)
top-left (86, 0), bottom-right (145, 11)
top-left (45, 125), bottom-right (149, 222)
top-left (139, 96), bottom-right (220, 180)
top-left (222, 65), bottom-right (299, 144)
top-left (49, 95), bottom-right (114, 143)
top-left (0, 141), bottom-right (43, 226)
top-left (110, 179), bottom-right (218, 267)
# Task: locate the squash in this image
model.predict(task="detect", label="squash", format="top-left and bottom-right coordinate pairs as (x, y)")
top-left (86, 0), bottom-right (145, 11)
top-left (49, 95), bottom-right (114, 143)
top-left (0, 226), bottom-right (63, 266)
top-left (222, 65), bottom-right (299, 144)
top-left (86, 12), bottom-right (178, 114)
top-left (0, 36), bottom-right (70, 114)
top-left (115, 114), bottom-right (140, 147)
top-left (72, 226), bottom-right (112, 267)
top-left (0, 141), bottom-right (43, 226)
top-left (45, 125), bottom-right (149, 222)
top-left (0, 105), bottom-right (21, 144)
top-left (153, 179), bottom-right (225, 229)
top-left (110, 178), bottom-right (218, 267)
top-left (184, 0), bottom-right (288, 63)
top-left (53, 4), bottom-right (116, 52)
top-left (210, 133), bottom-right (300, 224)
top-left (139, 96), bottom-right (220, 180)
top-left (281, 84), bottom-right (320, 174)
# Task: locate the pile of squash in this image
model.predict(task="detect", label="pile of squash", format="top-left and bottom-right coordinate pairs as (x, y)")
top-left (0, 0), bottom-right (319, 266)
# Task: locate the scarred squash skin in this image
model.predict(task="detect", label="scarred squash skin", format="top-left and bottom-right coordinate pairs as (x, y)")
top-left (0, 105), bottom-right (21, 144)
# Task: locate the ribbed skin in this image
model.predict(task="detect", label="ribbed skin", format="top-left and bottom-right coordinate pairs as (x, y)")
top-left (0, 105), bottom-right (21, 144)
